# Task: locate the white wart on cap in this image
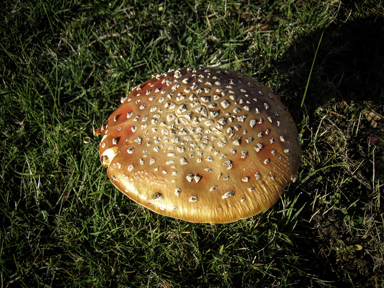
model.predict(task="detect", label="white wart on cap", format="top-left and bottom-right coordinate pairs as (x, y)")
top-left (94, 67), bottom-right (301, 223)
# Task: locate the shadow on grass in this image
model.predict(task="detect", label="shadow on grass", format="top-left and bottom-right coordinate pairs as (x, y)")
top-left (272, 15), bottom-right (384, 287)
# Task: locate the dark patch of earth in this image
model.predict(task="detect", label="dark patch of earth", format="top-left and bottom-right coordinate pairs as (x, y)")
top-left (310, 207), bottom-right (382, 287)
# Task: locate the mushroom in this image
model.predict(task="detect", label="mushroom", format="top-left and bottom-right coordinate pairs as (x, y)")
top-left (94, 67), bottom-right (301, 223)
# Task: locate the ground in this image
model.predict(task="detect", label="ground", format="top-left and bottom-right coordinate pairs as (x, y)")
top-left (1, 0), bottom-right (383, 287)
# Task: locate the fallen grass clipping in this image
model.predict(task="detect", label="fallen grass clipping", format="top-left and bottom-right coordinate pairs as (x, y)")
top-left (1, 0), bottom-right (383, 287)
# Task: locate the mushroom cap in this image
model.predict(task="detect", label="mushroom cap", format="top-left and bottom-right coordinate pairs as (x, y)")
top-left (95, 67), bottom-right (301, 223)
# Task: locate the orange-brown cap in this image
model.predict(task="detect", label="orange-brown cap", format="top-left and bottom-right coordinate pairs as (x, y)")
top-left (95, 67), bottom-right (301, 223)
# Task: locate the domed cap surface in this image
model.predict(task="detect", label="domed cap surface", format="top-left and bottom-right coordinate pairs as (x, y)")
top-left (95, 67), bottom-right (301, 223)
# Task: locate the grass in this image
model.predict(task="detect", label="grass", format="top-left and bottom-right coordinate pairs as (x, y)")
top-left (1, 0), bottom-right (383, 287)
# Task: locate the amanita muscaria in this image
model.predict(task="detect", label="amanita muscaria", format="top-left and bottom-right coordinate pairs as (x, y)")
top-left (94, 67), bottom-right (301, 223)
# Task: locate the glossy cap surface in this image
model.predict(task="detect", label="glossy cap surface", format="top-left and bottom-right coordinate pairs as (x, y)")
top-left (95, 67), bottom-right (301, 223)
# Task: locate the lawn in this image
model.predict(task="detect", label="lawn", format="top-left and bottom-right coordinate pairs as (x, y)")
top-left (1, 0), bottom-right (383, 287)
